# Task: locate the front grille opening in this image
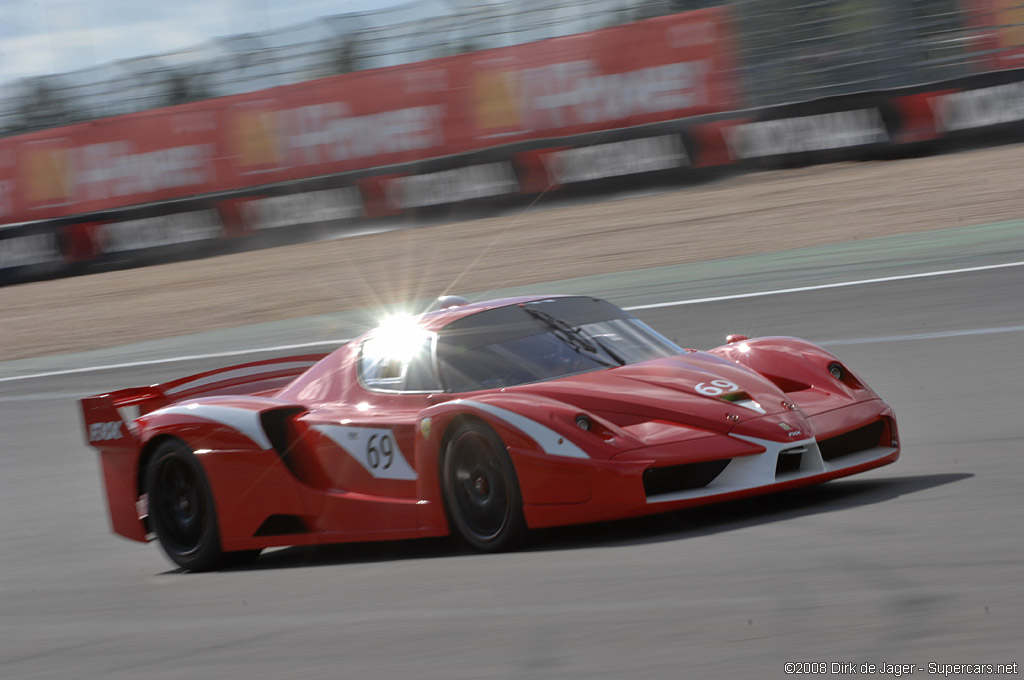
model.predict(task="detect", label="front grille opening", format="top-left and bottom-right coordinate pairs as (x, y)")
top-left (254, 514), bottom-right (309, 536)
top-left (819, 420), bottom-right (886, 462)
top-left (775, 446), bottom-right (806, 476)
top-left (643, 459), bottom-right (730, 497)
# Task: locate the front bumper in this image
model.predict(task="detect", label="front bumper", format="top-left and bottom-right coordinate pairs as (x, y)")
top-left (522, 401), bottom-right (899, 529)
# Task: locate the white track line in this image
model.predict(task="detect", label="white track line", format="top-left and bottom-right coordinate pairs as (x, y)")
top-left (8, 324), bottom-right (1022, 398)
top-left (622, 260), bottom-right (1024, 311)
top-left (0, 339), bottom-right (350, 383)
top-left (820, 324), bottom-right (1024, 346)
top-left (2, 259), bottom-right (1022, 383)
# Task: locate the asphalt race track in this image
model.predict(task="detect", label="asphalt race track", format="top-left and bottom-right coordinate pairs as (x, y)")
top-left (2, 250), bottom-right (1023, 678)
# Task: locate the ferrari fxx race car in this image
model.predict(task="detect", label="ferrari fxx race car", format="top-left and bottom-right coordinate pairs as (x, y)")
top-left (82, 295), bottom-right (899, 570)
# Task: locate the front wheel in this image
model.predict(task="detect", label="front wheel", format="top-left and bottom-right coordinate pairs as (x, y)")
top-left (441, 421), bottom-right (527, 552)
top-left (145, 439), bottom-right (259, 571)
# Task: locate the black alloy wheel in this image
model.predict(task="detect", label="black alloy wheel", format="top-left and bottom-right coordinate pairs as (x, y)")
top-left (442, 421), bottom-right (526, 551)
top-left (145, 439), bottom-right (259, 571)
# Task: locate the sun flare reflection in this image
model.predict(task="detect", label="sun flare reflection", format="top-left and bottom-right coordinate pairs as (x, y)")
top-left (363, 313), bottom-right (431, 363)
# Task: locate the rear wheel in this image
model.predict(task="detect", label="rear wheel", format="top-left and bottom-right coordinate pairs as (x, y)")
top-left (441, 421), bottom-right (527, 552)
top-left (145, 439), bottom-right (259, 571)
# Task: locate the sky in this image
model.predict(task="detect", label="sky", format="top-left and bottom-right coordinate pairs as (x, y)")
top-left (0, 0), bottom-right (411, 84)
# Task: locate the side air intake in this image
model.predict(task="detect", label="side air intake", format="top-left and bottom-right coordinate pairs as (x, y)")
top-left (259, 406), bottom-right (307, 474)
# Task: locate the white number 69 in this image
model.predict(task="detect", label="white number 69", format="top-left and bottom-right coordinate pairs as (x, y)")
top-left (695, 379), bottom-right (738, 396)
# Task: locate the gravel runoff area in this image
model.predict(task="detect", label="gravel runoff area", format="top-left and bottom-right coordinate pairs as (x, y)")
top-left (3, 143), bottom-right (1023, 362)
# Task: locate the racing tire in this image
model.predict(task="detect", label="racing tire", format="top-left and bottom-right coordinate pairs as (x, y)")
top-left (441, 420), bottom-right (527, 552)
top-left (145, 439), bottom-right (260, 572)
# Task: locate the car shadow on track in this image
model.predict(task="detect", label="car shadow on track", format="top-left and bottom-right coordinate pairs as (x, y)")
top-left (219, 472), bottom-right (969, 572)
top-left (528, 472), bottom-right (971, 552)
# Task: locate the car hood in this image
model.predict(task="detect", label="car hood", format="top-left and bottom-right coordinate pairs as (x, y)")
top-left (509, 352), bottom-right (793, 438)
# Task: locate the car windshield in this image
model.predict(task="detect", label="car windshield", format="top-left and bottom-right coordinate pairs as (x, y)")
top-left (436, 297), bottom-right (683, 393)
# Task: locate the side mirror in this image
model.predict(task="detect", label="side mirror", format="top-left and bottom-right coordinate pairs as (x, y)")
top-left (726, 334), bottom-right (749, 344)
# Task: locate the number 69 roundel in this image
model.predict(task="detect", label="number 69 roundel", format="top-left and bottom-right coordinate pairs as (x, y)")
top-left (695, 379), bottom-right (738, 396)
top-left (314, 425), bottom-right (418, 480)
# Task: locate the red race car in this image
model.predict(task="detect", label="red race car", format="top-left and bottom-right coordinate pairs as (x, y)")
top-left (82, 295), bottom-right (899, 570)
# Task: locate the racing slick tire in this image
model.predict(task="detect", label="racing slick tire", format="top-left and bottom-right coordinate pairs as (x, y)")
top-left (144, 439), bottom-right (260, 572)
top-left (441, 420), bottom-right (527, 552)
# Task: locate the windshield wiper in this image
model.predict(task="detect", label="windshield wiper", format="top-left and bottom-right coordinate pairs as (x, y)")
top-left (520, 304), bottom-right (626, 366)
top-left (586, 330), bottom-right (628, 366)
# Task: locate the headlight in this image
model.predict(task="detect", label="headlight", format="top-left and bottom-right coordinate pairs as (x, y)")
top-left (828, 362), bottom-right (845, 381)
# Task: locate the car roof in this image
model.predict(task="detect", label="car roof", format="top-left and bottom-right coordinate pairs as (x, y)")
top-left (414, 294), bottom-right (574, 332)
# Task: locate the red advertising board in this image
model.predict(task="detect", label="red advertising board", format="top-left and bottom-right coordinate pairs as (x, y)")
top-left (0, 8), bottom-right (738, 225)
top-left (965, 0), bottom-right (1024, 71)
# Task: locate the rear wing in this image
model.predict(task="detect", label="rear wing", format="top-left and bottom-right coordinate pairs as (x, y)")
top-left (81, 353), bottom-right (328, 447)
top-left (80, 353), bottom-right (328, 541)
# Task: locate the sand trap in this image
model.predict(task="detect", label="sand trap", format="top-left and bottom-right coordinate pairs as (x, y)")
top-left (3, 144), bottom-right (1022, 361)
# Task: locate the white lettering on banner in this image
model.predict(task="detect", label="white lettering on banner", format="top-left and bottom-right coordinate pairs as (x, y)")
top-left (0, 232), bottom-right (61, 270)
top-left (727, 109), bottom-right (888, 159)
top-left (386, 163), bottom-right (519, 210)
top-left (519, 61), bottom-right (709, 131)
top-left (100, 210), bottom-right (224, 253)
top-left (241, 188), bottom-right (364, 230)
top-left (541, 136), bottom-right (688, 185)
top-left (278, 104), bottom-right (447, 167)
top-left (78, 143), bottom-right (215, 201)
top-left (932, 82), bottom-right (1024, 131)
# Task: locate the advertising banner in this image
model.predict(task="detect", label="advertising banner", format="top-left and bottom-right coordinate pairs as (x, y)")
top-left (967, 0), bottom-right (1024, 70)
top-left (0, 8), bottom-right (738, 226)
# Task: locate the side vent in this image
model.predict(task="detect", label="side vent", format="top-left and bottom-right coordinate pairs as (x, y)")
top-left (259, 406), bottom-right (307, 474)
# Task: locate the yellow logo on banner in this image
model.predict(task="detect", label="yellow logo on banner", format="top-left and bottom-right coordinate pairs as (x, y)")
top-left (232, 109), bottom-right (280, 168)
top-left (997, 0), bottom-right (1024, 48)
top-left (472, 70), bottom-right (520, 131)
top-left (21, 146), bottom-right (72, 203)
